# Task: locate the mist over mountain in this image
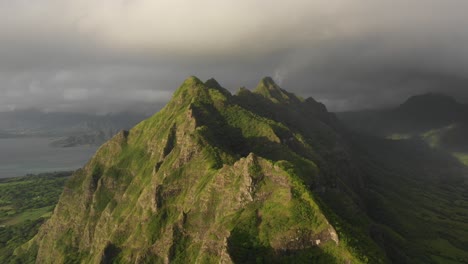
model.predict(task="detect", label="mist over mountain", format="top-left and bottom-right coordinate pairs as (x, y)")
top-left (2, 1), bottom-right (468, 113)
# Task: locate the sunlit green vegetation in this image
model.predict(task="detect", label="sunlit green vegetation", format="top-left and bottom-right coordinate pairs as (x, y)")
top-left (16, 79), bottom-right (468, 263)
top-left (386, 133), bottom-right (412, 140)
top-left (453, 152), bottom-right (468, 166)
top-left (0, 172), bottom-right (70, 263)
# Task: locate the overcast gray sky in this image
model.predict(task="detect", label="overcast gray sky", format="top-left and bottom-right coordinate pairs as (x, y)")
top-left (1, 0), bottom-right (468, 113)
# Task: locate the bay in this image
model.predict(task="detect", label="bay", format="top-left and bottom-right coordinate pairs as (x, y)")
top-left (0, 137), bottom-right (97, 178)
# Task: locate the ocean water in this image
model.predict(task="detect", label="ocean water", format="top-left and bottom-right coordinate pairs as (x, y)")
top-left (0, 137), bottom-right (98, 178)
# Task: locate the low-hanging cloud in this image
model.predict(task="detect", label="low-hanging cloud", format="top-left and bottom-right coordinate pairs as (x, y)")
top-left (1, 0), bottom-right (468, 113)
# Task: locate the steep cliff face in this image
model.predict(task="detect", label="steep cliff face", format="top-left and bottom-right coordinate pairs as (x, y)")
top-left (22, 77), bottom-right (385, 263)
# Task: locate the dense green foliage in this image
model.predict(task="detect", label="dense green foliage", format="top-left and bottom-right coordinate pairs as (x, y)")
top-left (345, 136), bottom-right (468, 263)
top-left (0, 172), bottom-right (71, 263)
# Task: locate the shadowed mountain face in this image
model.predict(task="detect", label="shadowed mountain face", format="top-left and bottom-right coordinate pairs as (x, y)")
top-left (394, 93), bottom-right (468, 130)
top-left (18, 78), bottom-right (468, 263)
top-left (339, 93), bottom-right (468, 133)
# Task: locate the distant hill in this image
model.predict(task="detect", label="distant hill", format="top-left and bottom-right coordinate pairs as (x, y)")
top-left (0, 110), bottom-right (148, 147)
top-left (16, 77), bottom-right (467, 263)
top-left (338, 93), bottom-right (468, 155)
top-left (339, 93), bottom-right (468, 133)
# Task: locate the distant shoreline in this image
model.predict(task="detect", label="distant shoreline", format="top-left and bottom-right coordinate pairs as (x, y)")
top-left (0, 170), bottom-right (75, 181)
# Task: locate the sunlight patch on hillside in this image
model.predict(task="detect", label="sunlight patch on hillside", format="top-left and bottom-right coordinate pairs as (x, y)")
top-left (453, 152), bottom-right (468, 166)
top-left (386, 133), bottom-right (411, 140)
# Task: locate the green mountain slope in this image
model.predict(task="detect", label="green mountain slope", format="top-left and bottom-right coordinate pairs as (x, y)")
top-left (20, 77), bottom-right (376, 263)
top-left (17, 78), bottom-right (468, 263)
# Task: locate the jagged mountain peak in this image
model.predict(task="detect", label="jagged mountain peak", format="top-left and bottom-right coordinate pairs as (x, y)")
top-left (204, 77), bottom-right (222, 89)
top-left (254, 76), bottom-right (302, 104)
top-left (204, 77), bottom-right (232, 97)
top-left (254, 76), bottom-right (281, 94)
top-left (259, 76), bottom-right (278, 87)
top-left (170, 76), bottom-right (229, 108)
top-left (172, 76), bottom-right (206, 98)
top-left (182, 75), bottom-right (204, 86)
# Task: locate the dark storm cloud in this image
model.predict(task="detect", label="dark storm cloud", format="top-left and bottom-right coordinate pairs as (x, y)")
top-left (1, 0), bottom-right (468, 113)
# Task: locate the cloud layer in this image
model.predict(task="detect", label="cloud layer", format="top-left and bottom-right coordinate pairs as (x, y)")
top-left (1, 0), bottom-right (468, 112)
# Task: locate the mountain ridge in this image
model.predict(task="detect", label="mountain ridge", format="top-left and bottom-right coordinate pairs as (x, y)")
top-left (19, 77), bottom-right (379, 263)
top-left (17, 77), bottom-right (468, 263)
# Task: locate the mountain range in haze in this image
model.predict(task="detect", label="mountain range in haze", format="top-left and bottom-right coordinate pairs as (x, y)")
top-left (0, 111), bottom-right (148, 147)
top-left (339, 93), bottom-right (468, 165)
